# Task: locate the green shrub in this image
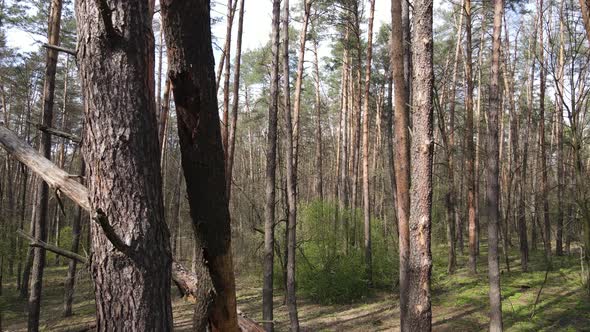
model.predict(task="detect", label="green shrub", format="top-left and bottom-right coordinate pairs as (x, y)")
top-left (290, 200), bottom-right (398, 304)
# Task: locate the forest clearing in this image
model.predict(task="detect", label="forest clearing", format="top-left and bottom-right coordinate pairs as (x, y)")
top-left (0, 0), bottom-right (589, 330)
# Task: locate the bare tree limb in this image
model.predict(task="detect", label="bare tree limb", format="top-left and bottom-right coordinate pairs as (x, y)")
top-left (27, 120), bottom-right (82, 143)
top-left (43, 43), bottom-right (76, 57)
top-left (16, 229), bottom-right (88, 264)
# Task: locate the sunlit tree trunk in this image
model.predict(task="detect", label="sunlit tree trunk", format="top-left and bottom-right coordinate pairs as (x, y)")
top-left (408, 0), bottom-right (434, 329)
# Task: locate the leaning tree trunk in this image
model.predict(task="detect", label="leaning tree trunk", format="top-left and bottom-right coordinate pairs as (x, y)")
top-left (407, 0), bottom-right (434, 330)
top-left (161, 0), bottom-right (239, 330)
top-left (391, 0), bottom-right (411, 329)
top-left (75, 0), bottom-right (173, 329)
top-left (487, 0), bottom-right (504, 330)
top-left (29, 0), bottom-right (62, 330)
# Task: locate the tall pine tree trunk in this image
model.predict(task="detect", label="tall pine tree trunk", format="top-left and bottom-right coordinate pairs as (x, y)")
top-left (261, 1), bottom-right (280, 330)
top-left (408, 0), bottom-right (434, 329)
top-left (362, 0), bottom-right (375, 287)
top-left (391, 0), bottom-right (410, 328)
top-left (76, 0), bottom-right (173, 329)
top-left (487, 1), bottom-right (504, 330)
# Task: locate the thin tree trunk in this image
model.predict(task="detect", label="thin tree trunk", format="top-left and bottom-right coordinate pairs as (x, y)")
top-left (262, 0), bottom-right (280, 330)
top-left (292, 0), bottom-right (312, 173)
top-left (76, 0), bottom-right (173, 329)
top-left (221, 0), bottom-right (237, 160)
top-left (362, 0), bottom-right (376, 287)
top-left (391, 0), bottom-right (410, 329)
top-left (282, 0), bottom-right (300, 329)
top-left (226, 0), bottom-right (245, 202)
top-left (556, 0), bottom-right (565, 256)
top-left (538, 0), bottom-right (551, 257)
top-left (487, 1), bottom-right (504, 330)
top-left (29, 0), bottom-right (62, 329)
top-left (312, 31), bottom-right (323, 200)
top-left (408, 0), bottom-right (434, 328)
top-left (63, 160), bottom-right (85, 317)
top-left (465, 0), bottom-right (477, 275)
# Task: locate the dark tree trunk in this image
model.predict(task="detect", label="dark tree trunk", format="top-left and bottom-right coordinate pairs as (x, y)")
top-left (76, 0), bottom-right (173, 329)
top-left (407, 0), bottom-right (434, 329)
top-left (161, 0), bottom-right (239, 330)
top-left (487, 1), bottom-right (504, 330)
top-left (29, 0), bottom-right (62, 329)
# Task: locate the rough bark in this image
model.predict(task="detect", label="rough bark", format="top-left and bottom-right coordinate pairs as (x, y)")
top-left (487, 1), bottom-right (504, 330)
top-left (262, 0), bottom-right (281, 330)
top-left (391, 0), bottom-right (410, 329)
top-left (362, 0), bottom-right (375, 287)
top-left (407, 0), bottom-right (434, 329)
top-left (161, 0), bottom-right (239, 330)
top-left (29, 0), bottom-right (62, 329)
top-left (76, 0), bottom-right (173, 329)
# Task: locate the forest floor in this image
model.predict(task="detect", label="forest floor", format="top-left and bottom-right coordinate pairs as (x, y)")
top-left (1, 246), bottom-right (589, 331)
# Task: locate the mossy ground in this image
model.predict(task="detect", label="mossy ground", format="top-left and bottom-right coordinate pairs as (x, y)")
top-left (1, 245), bottom-right (588, 331)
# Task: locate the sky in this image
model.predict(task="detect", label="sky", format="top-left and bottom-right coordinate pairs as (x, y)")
top-left (6, 0), bottom-right (393, 57)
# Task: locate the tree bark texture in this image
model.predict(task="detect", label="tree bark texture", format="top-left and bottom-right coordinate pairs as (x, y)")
top-left (75, 0), bottom-right (173, 329)
top-left (408, 0), bottom-right (434, 330)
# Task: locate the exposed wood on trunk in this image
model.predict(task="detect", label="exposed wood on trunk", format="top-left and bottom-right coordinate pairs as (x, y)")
top-left (408, 0), bottom-right (434, 329)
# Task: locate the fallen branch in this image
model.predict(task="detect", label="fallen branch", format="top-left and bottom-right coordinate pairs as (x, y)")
top-left (27, 120), bottom-right (82, 143)
top-left (0, 126), bottom-right (89, 210)
top-left (1, 125), bottom-right (262, 331)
